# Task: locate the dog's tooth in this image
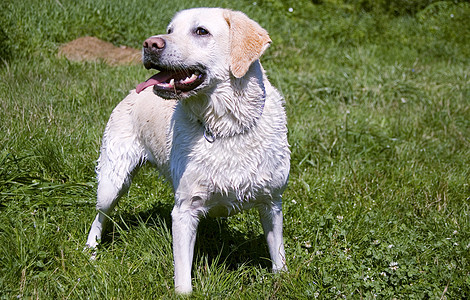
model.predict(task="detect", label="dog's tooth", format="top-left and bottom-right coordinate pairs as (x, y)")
top-left (169, 78), bottom-right (175, 87)
top-left (190, 74), bottom-right (198, 80)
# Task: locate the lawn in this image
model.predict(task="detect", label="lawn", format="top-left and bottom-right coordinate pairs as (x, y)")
top-left (1, 0), bottom-right (469, 298)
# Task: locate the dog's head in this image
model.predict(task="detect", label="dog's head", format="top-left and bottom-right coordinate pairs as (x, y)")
top-left (136, 8), bottom-right (271, 99)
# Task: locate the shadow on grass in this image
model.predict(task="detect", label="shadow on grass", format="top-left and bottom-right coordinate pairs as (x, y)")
top-left (195, 217), bottom-right (271, 271)
top-left (101, 201), bottom-right (271, 271)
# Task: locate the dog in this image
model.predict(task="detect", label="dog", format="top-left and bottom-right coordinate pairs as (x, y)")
top-left (85, 7), bottom-right (290, 294)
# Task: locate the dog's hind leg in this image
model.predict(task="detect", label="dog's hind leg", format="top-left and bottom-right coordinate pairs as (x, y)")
top-left (86, 101), bottom-right (145, 249)
top-left (258, 199), bottom-right (287, 272)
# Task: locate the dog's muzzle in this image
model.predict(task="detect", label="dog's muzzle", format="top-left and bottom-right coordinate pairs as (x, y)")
top-left (136, 36), bottom-right (207, 97)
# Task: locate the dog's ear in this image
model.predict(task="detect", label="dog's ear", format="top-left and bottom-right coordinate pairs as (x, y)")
top-left (224, 10), bottom-right (271, 78)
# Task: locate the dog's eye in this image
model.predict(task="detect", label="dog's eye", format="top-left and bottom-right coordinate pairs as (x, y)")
top-left (195, 27), bottom-right (209, 36)
top-left (167, 27), bottom-right (173, 34)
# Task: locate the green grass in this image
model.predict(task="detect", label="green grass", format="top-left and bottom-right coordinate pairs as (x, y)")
top-left (1, 0), bottom-right (469, 298)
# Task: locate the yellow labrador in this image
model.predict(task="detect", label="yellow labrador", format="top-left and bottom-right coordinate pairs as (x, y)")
top-left (86, 7), bottom-right (290, 294)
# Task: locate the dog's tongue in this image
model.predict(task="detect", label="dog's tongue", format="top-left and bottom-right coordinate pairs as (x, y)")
top-left (136, 72), bottom-right (172, 94)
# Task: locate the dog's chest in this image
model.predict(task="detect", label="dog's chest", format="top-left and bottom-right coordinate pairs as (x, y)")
top-left (168, 119), bottom-right (285, 206)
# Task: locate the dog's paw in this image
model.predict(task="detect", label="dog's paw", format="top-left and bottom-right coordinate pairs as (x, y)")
top-left (83, 245), bottom-right (98, 261)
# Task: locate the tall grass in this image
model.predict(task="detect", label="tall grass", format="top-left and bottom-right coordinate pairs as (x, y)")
top-left (1, 0), bottom-right (469, 298)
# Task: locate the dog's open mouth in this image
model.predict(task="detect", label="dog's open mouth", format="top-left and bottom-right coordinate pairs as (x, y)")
top-left (136, 67), bottom-right (206, 96)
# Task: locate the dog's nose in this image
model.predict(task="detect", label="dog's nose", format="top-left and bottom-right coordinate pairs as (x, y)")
top-left (143, 36), bottom-right (166, 50)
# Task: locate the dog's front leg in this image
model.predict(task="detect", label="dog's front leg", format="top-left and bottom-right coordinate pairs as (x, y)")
top-left (258, 201), bottom-right (287, 272)
top-left (171, 202), bottom-right (201, 294)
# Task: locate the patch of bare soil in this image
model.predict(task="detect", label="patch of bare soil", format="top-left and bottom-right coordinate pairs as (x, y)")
top-left (58, 36), bottom-right (141, 66)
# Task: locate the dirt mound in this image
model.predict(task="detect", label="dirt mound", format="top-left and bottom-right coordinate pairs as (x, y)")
top-left (58, 36), bottom-right (141, 66)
